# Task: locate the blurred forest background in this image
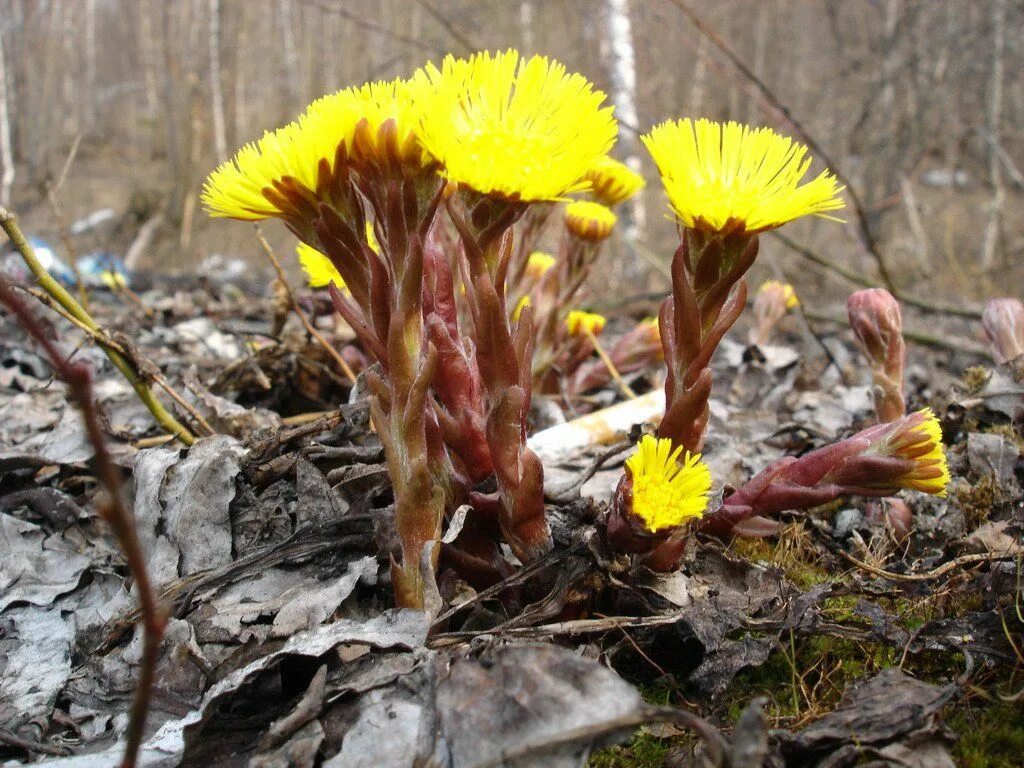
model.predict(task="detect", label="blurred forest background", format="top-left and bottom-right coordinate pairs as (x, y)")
top-left (0, 0), bottom-right (1021, 303)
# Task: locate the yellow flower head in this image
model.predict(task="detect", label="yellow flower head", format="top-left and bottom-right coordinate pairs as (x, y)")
top-left (202, 78), bottom-right (426, 221)
top-left (625, 435), bottom-right (712, 532)
top-left (758, 280), bottom-right (799, 309)
top-left (584, 156), bottom-right (646, 205)
top-left (512, 294), bottom-right (531, 322)
top-left (297, 222), bottom-right (377, 289)
top-left (304, 78), bottom-right (432, 172)
top-left (884, 408), bottom-right (950, 497)
top-left (564, 200), bottom-right (617, 242)
top-left (566, 309), bottom-right (607, 337)
top-left (641, 118), bottom-right (845, 233)
top-left (411, 50), bottom-right (617, 202)
top-left (297, 242), bottom-right (344, 289)
top-left (525, 251), bottom-right (557, 280)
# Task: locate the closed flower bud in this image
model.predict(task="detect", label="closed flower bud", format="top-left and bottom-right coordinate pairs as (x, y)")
top-left (847, 288), bottom-right (905, 422)
top-left (525, 251), bottom-right (557, 281)
top-left (982, 298), bottom-right (1024, 365)
top-left (749, 280), bottom-right (798, 346)
top-left (564, 200), bottom-right (616, 242)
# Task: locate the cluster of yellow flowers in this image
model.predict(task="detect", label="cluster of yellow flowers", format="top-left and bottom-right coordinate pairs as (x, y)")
top-left (204, 48), bottom-right (946, 541)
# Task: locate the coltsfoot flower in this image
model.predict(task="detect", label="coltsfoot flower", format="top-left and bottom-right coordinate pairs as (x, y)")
top-left (412, 50), bottom-right (617, 202)
top-left (565, 309), bottom-right (607, 337)
top-left (641, 118), bottom-right (845, 233)
top-left (622, 435), bottom-right (712, 533)
top-left (758, 280), bottom-right (799, 309)
top-left (564, 200), bottom-right (617, 242)
top-left (584, 156), bottom-right (645, 206)
top-left (202, 77), bottom-right (427, 223)
top-left (848, 288), bottom-right (906, 422)
top-left (525, 251), bottom-right (557, 280)
top-left (879, 407), bottom-right (950, 497)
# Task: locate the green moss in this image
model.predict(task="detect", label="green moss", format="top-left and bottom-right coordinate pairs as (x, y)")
top-left (961, 366), bottom-right (991, 395)
top-left (589, 729), bottom-right (672, 768)
top-left (950, 699), bottom-right (1024, 768)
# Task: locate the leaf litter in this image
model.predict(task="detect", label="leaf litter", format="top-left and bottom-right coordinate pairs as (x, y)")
top-left (0, 279), bottom-right (1021, 768)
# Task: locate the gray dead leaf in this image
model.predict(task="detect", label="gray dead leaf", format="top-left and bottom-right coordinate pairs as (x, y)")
top-left (183, 366), bottom-right (282, 439)
top-left (133, 436), bottom-right (243, 583)
top-left (0, 605), bottom-right (76, 730)
top-left (18, 610), bottom-right (429, 768)
top-left (0, 406), bottom-right (94, 470)
top-left (973, 365), bottom-right (1024, 418)
top-left (170, 317), bottom-right (244, 360)
top-left (966, 432), bottom-right (1020, 486)
top-left (436, 644), bottom-right (645, 768)
top-left (295, 456), bottom-right (349, 529)
top-left (962, 519), bottom-right (1024, 556)
top-left (772, 668), bottom-right (956, 764)
top-left (325, 689), bottom-right (425, 768)
top-left (0, 513), bottom-right (92, 611)
top-left (272, 555), bottom-right (378, 636)
top-left (250, 719), bottom-right (325, 768)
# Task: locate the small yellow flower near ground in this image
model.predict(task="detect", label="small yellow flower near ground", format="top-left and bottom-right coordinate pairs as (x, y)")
top-left (758, 280), bottom-right (799, 309)
top-left (565, 309), bottom-right (607, 337)
top-left (584, 156), bottom-right (646, 206)
top-left (641, 118), bottom-right (845, 233)
top-left (525, 251), bottom-right (557, 280)
top-left (564, 200), bottom-right (617, 242)
top-left (886, 408), bottom-right (951, 497)
top-left (411, 50), bottom-right (617, 202)
top-left (625, 435), bottom-right (712, 532)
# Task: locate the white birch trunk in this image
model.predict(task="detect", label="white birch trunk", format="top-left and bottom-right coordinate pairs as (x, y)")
top-left (0, 22), bottom-right (13, 207)
top-left (519, 1), bottom-right (534, 52)
top-left (139, 0), bottom-right (160, 119)
top-left (208, 0), bottom-right (227, 161)
top-left (981, 0), bottom-right (1006, 269)
top-left (85, 0), bottom-right (97, 125)
top-left (603, 0), bottom-right (645, 251)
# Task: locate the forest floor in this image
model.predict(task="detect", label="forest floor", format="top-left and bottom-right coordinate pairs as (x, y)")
top-left (0, 271), bottom-right (1021, 767)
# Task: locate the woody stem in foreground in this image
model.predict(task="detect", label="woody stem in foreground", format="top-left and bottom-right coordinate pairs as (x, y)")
top-left (0, 204), bottom-right (196, 445)
top-left (0, 275), bottom-right (165, 768)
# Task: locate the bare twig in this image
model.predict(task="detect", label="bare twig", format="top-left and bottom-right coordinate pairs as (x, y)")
top-left (254, 225), bottom-right (357, 385)
top-left (0, 275), bottom-right (165, 768)
top-left (804, 309), bottom-right (987, 355)
top-left (1, 205), bottom-right (196, 444)
top-left (840, 550), bottom-right (1018, 582)
top-left (582, 326), bottom-right (637, 399)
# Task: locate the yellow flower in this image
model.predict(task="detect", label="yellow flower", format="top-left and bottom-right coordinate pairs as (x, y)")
top-left (202, 78), bottom-right (426, 221)
top-left (566, 309), bottom-right (607, 336)
top-left (758, 280), bottom-right (799, 309)
top-left (297, 242), bottom-right (344, 289)
top-left (512, 294), bottom-right (531, 322)
top-left (584, 156), bottom-right (645, 205)
top-left (525, 251), bottom-right (557, 280)
top-left (304, 78), bottom-right (431, 171)
top-left (625, 435), bottom-right (712, 532)
top-left (885, 408), bottom-right (950, 497)
top-left (641, 118), bottom-right (845, 233)
top-left (411, 50), bottom-right (617, 202)
top-left (564, 200), bottom-right (616, 242)
top-left (297, 222), bottom-right (377, 289)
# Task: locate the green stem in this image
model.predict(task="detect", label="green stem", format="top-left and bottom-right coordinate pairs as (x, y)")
top-left (1, 205), bottom-right (195, 445)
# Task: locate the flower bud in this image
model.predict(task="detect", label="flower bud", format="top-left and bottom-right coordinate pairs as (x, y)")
top-left (564, 200), bottom-right (616, 242)
top-left (847, 288), bottom-right (905, 422)
top-left (584, 156), bottom-right (646, 206)
top-left (982, 298), bottom-right (1024, 365)
top-left (524, 251), bottom-right (556, 281)
top-left (749, 280), bottom-right (798, 346)
top-left (565, 309), bottom-right (607, 337)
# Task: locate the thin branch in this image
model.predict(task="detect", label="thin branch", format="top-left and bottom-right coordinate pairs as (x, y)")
top-left (254, 225), bottom-right (357, 385)
top-left (0, 275), bottom-right (165, 768)
top-left (1, 204), bottom-right (196, 444)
